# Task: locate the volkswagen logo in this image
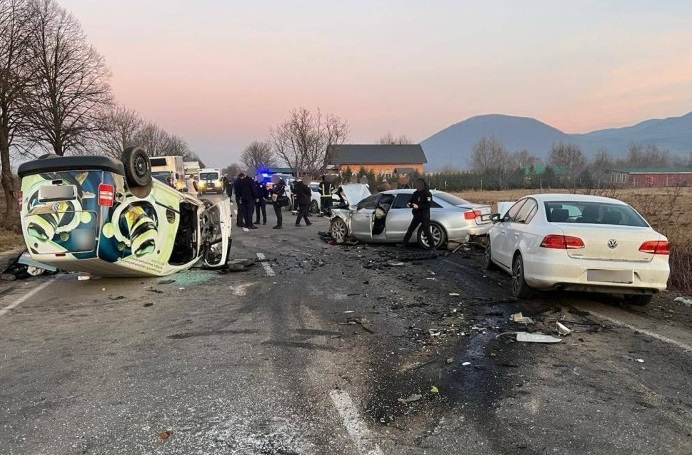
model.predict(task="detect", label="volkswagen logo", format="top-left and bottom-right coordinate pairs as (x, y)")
top-left (607, 239), bottom-right (618, 249)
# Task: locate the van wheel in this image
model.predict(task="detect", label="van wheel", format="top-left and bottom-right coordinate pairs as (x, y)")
top-left (122, 146), bottom-right (151, 188)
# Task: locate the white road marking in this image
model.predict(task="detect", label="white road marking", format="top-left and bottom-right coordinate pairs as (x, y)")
top-left (585, 308), bottom-right (692, 353)
top-left (0, 280), bottom-right (53, 318)
top-left (256, 253), bottom-right (275, 276)
top-left (329, 389), bottom-right (384, 455)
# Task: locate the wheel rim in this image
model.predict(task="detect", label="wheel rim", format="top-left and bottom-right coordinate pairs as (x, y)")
top-left (134, 155), bottom-right (147, 178)
top-left (421, 225), bottom-right (442, 248)
top-left (511, 257), bottom-right (523, 296)
top-left (332, 219), bottom-right (347, 240)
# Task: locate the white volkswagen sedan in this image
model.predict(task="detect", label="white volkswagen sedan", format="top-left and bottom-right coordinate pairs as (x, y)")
top-left (485, 194), bottom-right (670, 305)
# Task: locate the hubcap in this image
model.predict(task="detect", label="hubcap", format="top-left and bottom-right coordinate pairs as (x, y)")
top-left (422, 226), bottom-right (441, 248)
top-left (134, 155), bottom-right (147, 177)
top-left (332, 220), bottom-right (347, 240)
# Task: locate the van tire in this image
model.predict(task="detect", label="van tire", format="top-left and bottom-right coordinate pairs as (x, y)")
top-left (122, 147), bottom-right (151, 188)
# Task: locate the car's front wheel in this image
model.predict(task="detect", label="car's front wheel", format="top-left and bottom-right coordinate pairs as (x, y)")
top-left (511, 254), bottom-right (532, 299)
top-left (309, 200), bottom-right (319, 214)
top-left (484, 242), bottom-right (499, 270)
top-left (418, 222), bottom-right (446, 249)
top-left (330, 217), bottom-right (348, 242)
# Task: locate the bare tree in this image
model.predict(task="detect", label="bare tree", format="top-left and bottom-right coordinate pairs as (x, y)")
top-left (511, 149), bottom-right (541, 168)
top-left (270, 107), bottom-right (349, 176)
top-left (133, 121), bottom-right (170, 157)
top-left (0, 0), bottom-right (30, 224)
top-left (378, 132), bottom-right (412, 145)
top-left (548, 142), bottom-right (586, 186)
top-left (222, 163), bottom-right (242, 178)
top-left (589, 148), bottom-right (613, 188)
top-left (623, 143), bottom-right (669, 168)
top-left (94, 104), bottom-right (142, 158)
top-left (469, 136), bottom-right (512, 189)
top-left (21, 0), bottom-right (112, 156)
top-left (241, 140), bottom-right (276, 177)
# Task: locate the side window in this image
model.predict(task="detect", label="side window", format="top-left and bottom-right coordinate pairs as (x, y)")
top-left (515, 199), bottom-right (537, 224)
top-left (392, 194), bottom-right (412, 209)
top-left (358, 195), bottom-right (380, 210)
top-left (430, 197), bottom-right (442, 209)
top-left (505, 200), bottom-right (527, 222)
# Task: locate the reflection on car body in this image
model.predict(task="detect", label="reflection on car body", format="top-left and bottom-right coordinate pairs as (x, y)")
top-left (329, 186), bottom-right (492, 248)
top-left (17, 147), bottom-right (232, 277)
top-left (485, 193), bottom-right (669, 305)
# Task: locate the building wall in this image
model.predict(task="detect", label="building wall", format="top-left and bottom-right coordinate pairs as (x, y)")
top-left (337, 163), bottom-right (424, 176)
top-left (611, 172), bottom-right (692, 187)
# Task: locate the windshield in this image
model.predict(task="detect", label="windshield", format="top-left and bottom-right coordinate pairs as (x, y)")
top-left (434, 192), bottom-right (472, 206)
top-left (151, 171), bottom-right (172, 182)
top-left (544, 201), bottom-right (649, 227)
top-left (200, 172), bottom-right (219, 181)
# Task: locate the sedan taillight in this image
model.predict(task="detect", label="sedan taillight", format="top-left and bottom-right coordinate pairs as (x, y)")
top-left (540, 234), bottom-right (585, 249)
top-left (464, 209), bottom-right (481, 220)
top-left (639, 240), bottom-right (670, 255)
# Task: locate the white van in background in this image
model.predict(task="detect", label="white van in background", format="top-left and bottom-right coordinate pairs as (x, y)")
top-left (150, 156), bottom-right (186, 190)
top-left (198, 168), bottom-right (223, 194)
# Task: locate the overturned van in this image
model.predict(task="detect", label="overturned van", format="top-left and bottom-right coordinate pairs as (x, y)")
top-left (17, 147), bottom-right (232, 277)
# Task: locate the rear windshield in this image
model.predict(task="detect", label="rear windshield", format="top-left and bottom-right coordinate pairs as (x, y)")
top-left (434, 192), bottom-right (471, 206)
top-left (544, 201), bottom-right (649, 227)
top-left (200, 172), bottom-right (219, 180)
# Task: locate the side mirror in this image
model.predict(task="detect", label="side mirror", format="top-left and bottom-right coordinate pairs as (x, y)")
top-left (490, 213), bottom-right (502, 223)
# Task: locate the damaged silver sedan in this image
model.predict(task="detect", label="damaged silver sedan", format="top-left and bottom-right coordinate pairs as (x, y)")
top-left (329, 185), bottom-right (492, 248)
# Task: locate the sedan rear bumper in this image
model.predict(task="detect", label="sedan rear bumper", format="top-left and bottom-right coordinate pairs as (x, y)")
top-left (523, 251), bottom-right (669, 294)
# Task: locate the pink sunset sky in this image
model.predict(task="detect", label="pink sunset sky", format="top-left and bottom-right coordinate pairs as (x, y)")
top-left (61, 0), bottom-right (692, 167)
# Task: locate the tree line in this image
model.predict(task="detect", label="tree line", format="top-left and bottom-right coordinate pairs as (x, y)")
top-left (0, 0), bottom-right (198, 225)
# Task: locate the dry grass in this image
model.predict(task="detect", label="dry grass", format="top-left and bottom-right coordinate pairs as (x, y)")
top-left (456, 187), bottom-right (692, 293)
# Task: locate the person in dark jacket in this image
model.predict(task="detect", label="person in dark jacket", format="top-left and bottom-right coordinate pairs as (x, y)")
top-left (317, 175), bottom-right (332, 217)
top-left (255, 181), bottom-right (269, 225)
top-left (233, 175), bottom-right (244, 227)
top-left (270, 178), bottom-right (287, 229)
top-left (401, 178), bottom-right (435, 248)
top-left (236, 173), bottom-right (259, 229)
top-left (223, 175), bottom-right (233, 198)
top-left (294, 178), bottom-right (312, 226)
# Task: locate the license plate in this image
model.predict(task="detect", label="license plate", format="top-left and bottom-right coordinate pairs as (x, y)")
top-left (587, 269), bottom-right (633, 284)
top-left (38, 184), bottom-right (77, 202)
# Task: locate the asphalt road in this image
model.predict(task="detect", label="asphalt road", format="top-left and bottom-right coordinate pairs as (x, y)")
top-left (0, 196), bottom-right (690, 454)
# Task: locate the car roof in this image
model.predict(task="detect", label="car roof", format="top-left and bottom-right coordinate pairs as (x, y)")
top-left (524, 193), bottom-right (629, 205)
top-left (18, 155), bottom-right (125, 178)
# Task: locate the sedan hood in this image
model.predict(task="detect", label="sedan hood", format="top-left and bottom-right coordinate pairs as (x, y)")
top-left (335, 184), bottom-right (371, 208)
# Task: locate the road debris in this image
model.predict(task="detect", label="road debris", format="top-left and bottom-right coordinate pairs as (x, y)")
top-left (446, 357), bottom-right (454, 364)
top-left (674, 296), bottom-right (692, 308)
top-left (461, 361), bottom-right (471, 366)
top-left (158, 430), bottom-right (172, 441)
top-left (339, 317), bottom-right (375, 334)
top-left (516, 332), bottom-right (563, 343)
top-left (511, 312), bottom-right (535, 324)
top-left (157, 279), bottom-right (175, 285)
top-left (449, 292), bottom-right (460, 296)
top-left (397, 394), bottom-right (423, 404)
top-left (635, 358), bottom-right (645, 363)
top-left (556, 322), bottom-right (573, 336)
top-left (430, 385), bottom-right (439, 394)
top-left (77, 275), bottom-right (90, 281)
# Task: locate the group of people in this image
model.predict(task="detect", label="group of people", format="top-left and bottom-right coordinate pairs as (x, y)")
top-left (220, 172), bottom-right (435, 249)
top-left (229, 174), bottom-right (314, 230)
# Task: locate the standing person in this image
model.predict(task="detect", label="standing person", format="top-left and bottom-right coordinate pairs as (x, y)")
top-left (237, 174), bottom-right (259, 229)
top-left (400, 178), bottom-right (435, 248)
top-left (317, 175), bottom-right (333, 217)
top-left (294, 178), bottom-right (312, 227)
top-left (222, 175), bottom-right (233, 199)
top-left (234, 174), bottom-right (244, 227)
top-left (378, 178), bottom-right (391, 192)
top-left (255, 180), bottom-right (269, 225)
top-left (270, 178), bottom-right (287, 229)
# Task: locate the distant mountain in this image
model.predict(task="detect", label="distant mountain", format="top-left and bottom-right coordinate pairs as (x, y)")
top-left (421, 111), bottom-right (692, 171)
